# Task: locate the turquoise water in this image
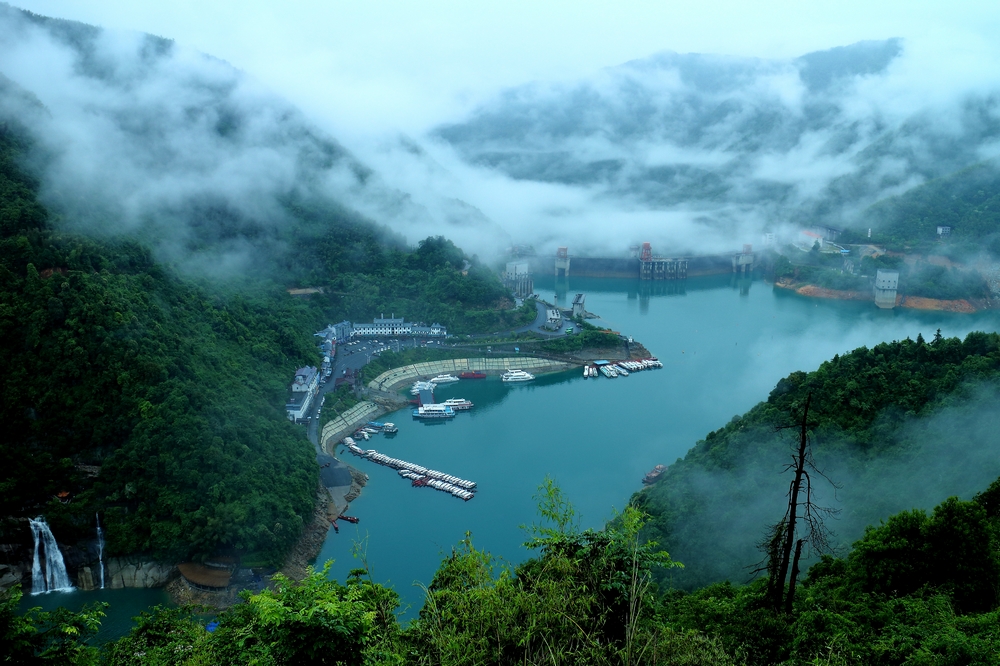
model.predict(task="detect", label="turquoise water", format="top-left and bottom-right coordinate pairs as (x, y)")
top-left (30, 274), bottom-right (1000, 631)
top-left (18, 587), bottom-right (170, 644)
top-left (316, 274), bottom-right (1000, 618)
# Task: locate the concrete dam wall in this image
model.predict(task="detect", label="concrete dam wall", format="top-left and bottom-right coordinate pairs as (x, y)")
top-left (529, 254), bottom-right (740, 279)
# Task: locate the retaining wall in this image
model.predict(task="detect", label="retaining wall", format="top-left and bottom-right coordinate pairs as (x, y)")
top-left (320, 401), bottom-right (381, 453)
top-left (368, 357), bottom-right (574, 392)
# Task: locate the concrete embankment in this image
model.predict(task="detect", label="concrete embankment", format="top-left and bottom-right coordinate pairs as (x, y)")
top-left (367, 356), bottom-right (575, 392)
top-left (320, 401), bottom-right (381, 454)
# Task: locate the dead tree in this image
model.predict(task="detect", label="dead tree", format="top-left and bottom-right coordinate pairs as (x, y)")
top-left (759, 393), bottom-right (840, 613)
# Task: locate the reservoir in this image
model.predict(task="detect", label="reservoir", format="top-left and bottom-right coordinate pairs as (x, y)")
top-left (24, 273), bottom-right (1000, 631)
top-left (316, 273), bottom-right (1000, 618)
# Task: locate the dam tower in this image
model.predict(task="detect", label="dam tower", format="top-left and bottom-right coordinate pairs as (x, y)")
top-left (555, 247), bottom-right (571, 278)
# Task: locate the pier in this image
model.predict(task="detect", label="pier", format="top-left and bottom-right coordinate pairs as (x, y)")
top-left (342, 438), bottom-right (477, 501)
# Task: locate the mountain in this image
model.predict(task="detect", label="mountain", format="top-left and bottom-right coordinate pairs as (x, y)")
top-left (433, 39), bottom-right (1000, 252)
top-left (0, 4), bottom-right (509, 277)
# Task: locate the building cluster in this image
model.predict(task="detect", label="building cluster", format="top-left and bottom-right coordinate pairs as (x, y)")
top-left (289, 316), bottom-right (448, 422)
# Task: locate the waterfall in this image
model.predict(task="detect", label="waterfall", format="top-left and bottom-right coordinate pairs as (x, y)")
top-left (29, 517), bottom-right (73, 594)
top-left (95, 513), bottom-right (105, 590)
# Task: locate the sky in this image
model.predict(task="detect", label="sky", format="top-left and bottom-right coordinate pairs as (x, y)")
top-left (11, 1), bottom-right (1000, 139)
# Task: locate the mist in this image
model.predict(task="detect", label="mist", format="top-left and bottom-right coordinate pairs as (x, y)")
top-left (5, 3), bottom-right (1000, 265)
top-left (651, 378), bottom-right (1000, 590)
top-left (0, 4), bottom-right (508, 277)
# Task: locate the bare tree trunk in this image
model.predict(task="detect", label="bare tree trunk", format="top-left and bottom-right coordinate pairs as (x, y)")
top-left (785, 539), bottom-right (804, 613)
top-left (772, 394), bottom-right (811, 611)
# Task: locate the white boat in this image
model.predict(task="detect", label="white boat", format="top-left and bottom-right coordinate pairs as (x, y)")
top-left (412, 404), bottom-right (456, 419)
top-left (501, 369), bottom-right (535, 382)
top-left (442, 398), bottom-right (474, 410)
top-left (410, 381), bottom-right (436, 394)
top-left (430, 374), bottom-right (460, 384)
top-left (382, 422), bottom-right (398, 433)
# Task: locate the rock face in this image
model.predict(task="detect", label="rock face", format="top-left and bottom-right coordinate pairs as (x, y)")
top-left (77, 566), bottom-right (95, 591)
top-left (106, 557), bottom-right (176, 588)
top-left (0, 563), bottom-right (24, 590)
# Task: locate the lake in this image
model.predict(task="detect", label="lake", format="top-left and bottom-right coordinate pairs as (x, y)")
top-left (315, 273), bottom-right (1000, 619)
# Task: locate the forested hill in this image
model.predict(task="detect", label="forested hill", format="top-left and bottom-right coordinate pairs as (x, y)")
top-left (636, 331), bottom-right (1000, 590)
top-left (0, 67), bottom-right (528, 563)
top-left (841, 160), bottom-right (1000, 257)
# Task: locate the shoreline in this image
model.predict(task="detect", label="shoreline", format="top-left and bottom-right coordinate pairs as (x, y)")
top-left (773, 279), bottom-right (987, 312)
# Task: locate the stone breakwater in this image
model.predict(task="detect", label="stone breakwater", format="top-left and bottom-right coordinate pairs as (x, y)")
top-left (367, 357), bottom-right (574, 392)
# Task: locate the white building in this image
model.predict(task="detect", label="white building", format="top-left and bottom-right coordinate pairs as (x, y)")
top-left (352, 316), bottom-right (448, 338)
top-left (285, 390), bottom-right (314, 423)
top-left (291, 366), bottom-right (319, 393)
top-left (352, 316), bottom-right (412, 337)
top-left (412, 323), bottom-right (448, 337)
top-left (285, 366), bottom-right (319, 422)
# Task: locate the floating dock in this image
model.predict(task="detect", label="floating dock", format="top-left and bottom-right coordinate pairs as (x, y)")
top-left (342, 437), bottom-right (476, 501)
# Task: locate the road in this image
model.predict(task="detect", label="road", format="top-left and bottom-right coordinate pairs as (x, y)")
top-left (307, 337), bottom-right (418, 448)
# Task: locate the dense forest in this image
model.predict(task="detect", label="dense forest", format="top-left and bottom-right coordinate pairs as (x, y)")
top-left (840, 161), bottom-right (1000, 257)
top-left (0, 77), bottom-right (530, 565)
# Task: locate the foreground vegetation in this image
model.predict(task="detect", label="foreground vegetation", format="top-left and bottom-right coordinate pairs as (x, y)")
top-left (9, 473), bottom-right (1000, 665)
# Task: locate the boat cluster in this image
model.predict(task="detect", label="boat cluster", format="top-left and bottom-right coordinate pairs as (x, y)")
top-left (353, 421), bottom-right (397, 440)
top-left (342, 437), bottom-right (477, 501)
top-left (584, 358), bottom-right (663, 379)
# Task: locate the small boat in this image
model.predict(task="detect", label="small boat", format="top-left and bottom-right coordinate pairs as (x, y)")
top-left (382, 422), bottom-right (398, 433)
top-left (411, 381), bottom-right (436, 395)
top-left (339, 515), bottom-right (359, 524)
top-left (501, 369), bottom-right (535, 382)
top-left (430, 374), bottom-right (460, 384)
top-left (459, 371), bottom-right (487, 379)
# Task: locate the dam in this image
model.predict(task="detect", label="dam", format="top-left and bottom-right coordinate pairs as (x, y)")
top-left (529, 243), bottom-right (755, 280)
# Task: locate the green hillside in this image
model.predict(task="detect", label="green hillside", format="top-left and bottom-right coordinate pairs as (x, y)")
top-left (635, 331), bottom-right (1000, 591)
top-left (0, 84), bottom-right (529, 563)
top-left (843, 161), bottom-right (1000, 257)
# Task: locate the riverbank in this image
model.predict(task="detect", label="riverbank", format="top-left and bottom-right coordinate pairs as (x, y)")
top-left (774, 278), bottom-right (987, 312)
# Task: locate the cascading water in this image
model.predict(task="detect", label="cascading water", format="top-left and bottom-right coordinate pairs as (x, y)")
top-left (95, 513), bottom-right (105, 589)
top-left (29, 517), bottom-right (73, 594)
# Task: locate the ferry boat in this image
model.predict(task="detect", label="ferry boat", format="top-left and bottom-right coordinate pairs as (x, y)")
top-left (501, 369), bottom-right (535, 382)
top-left (442, 398), bottom-right (474, 410)
top-left (459, 371), bottom-right (487, 379)
top-left (412, 404), bottom-right (456, 419)
top-left (643, 464), bottom-right (668, 485)
top-left (430, 374), bottom-right (460, 384)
